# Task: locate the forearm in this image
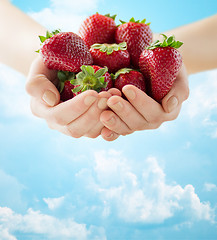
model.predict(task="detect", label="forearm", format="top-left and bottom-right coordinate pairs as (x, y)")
top-left (0, 1), bottom-right (46, 76)
top-left (154, 14), bottom-right (217, 75)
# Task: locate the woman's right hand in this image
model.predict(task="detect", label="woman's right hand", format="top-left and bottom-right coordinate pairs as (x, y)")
top-left (26, 57), bottom-right (120, 139)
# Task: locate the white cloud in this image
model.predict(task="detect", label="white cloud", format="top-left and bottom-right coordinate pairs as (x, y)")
top-left (50, 0), bottom-right (99, 13)
top-left (43, 196), bottom-right (65, 210)
top-left (87, 150), bottom-right (216, 224)
top-left (0, 207), bottom-right (106, 240)
top-left (28, 0), bottom-right (100, 33)
top-left (179, 69), bottom-right (217, 140)
top-left (185, 70), bottom-right (217, 119)
top-left (184, 70), bottom-right (217, 137)
top-left (0, 169), bottom-right (26, 210)
top-left (0, 226), bottom-right (16, 240)
top-left (204, 183), bottom-right (217, 192)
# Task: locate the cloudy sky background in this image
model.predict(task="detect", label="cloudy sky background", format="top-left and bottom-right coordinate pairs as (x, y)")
top-left (0, 0), bottom-right (217, 239)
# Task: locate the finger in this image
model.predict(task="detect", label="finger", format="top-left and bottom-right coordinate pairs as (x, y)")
top-left (45, 119), bottom-right (72, 137)
top-left (31, 90), bottom-right (98, 126)
top-left (84, 93), bottom-right (112, 138)
top-left (26, 56), bottom-right (60, 107)
top-left (98, 91), bottom-right (112, 110)
top-left (120, 85), bottom-right (169, 124)
top-left (84, 121), bottom-right (104, 138)
top-left (100, 127), bottom-right (120, 141)
top-left (105, 96), bottom-right (150, 131)
top-left (162, 64), bottom-right (189, 113)
top-left (63, 93), bottom-right (112, 138)
top-left (100, 109), bottom-right (132, 135)
top-left (64, 96), bottom-right (111, 138)
top-left (107, 88), bottom-right (122, 97)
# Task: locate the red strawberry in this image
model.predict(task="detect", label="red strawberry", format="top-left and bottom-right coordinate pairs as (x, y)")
top-left (114, 68), bottom-right (146, 94)
top-left (40, 31), bottom-right (93, 72)
top-left (89, 42), bottom-right (130, 73)
top-left (115, 18), bottom-right (153, 68)
top-left (70, 65), bottom-right (113, 95)
top-left (139, 34), bottom-right (183, 102)
top-left (58, 71), bottom-right (75, 101)
top-left (60, 81), bottom-right (74, 101)
top-left (78, 13), bottom-right (117, 48)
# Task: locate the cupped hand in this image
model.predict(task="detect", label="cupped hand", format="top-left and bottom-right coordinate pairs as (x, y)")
top-left (26, 57), bottom-right (121, 138)
top-left (100, 64), bottom-right (189, 141)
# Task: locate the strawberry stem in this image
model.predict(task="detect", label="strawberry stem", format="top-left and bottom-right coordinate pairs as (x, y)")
top-left (57, 71), bottom-right (75, 93)
top-left (38, 29), bottom-right (61, 43)
top-left (147, 34), bottom-right (183, 50)
top-left (113, 68), bottom-right (133, 79)
top-left (70, 65), bottom-right (109, 93)
top-left (91, 42), bottom-right (127, 55)
top-left (104, 13), bottom-right (117, 21)
top-left (36, 29), bottom-right (61, 53)
top-left (119, 18), bottom-right (151, 25)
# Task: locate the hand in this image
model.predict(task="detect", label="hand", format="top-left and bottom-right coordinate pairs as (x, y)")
top-left (100, 64), bottom-right (189, 141)
top-left (26, 57), bottom-right (121, 138)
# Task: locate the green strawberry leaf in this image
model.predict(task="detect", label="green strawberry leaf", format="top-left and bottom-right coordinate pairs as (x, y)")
top-left (76, 71), bottom-right (85, 81)
top-left (119, 20), bottom-right (126, 24)
top-left (83, 65), bottom-right (95, 75)
top-left (104, 13), bottom-right (117, 21)
top-left (167, 35), bottom-right (174, 45)
top-left (175, 41), bottom-right (184, 48)
top-left (58, 71), bottom-right (67, 82)
top-left (95, 67), bottom-right (108, 78)
top-left (72, 85), bottom-right (83, 93)
top-left (59, 81), bottom-right (65, 93)
top-left (99, 77), bottom-right (106, 85)
top-left (39, 35), bottom-right (47, 43)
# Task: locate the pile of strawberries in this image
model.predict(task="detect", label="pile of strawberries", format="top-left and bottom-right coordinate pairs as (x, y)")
top-left (39, 13), bottom-right (183, 103)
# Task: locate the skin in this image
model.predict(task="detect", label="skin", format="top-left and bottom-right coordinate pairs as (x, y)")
top-left (26, 57), bottom-right (122, 138)
top-left (1, 1), bottom-right (217, 141)
top-left (0, 0), bottom-right (46, 76)
top-left (164, 14), bottom-right (217, 74)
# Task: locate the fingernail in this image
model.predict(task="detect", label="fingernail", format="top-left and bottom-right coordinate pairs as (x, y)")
top-left (123, 89), bottom-right (136, 100)
top-left (98, 98), bottom-right (108, 109)
top-left (167, 96), bottom-right (178, 112)
top-left (104, 116), bottom-right (115, 126)
top-left (84, 96), bottom-right (97, 106)
top-left (42, 90), bottom-right (57, 107)
top-left (110, 101), bottom-right (123, 111)
top-left (106, 132), bottom-right (114, 139)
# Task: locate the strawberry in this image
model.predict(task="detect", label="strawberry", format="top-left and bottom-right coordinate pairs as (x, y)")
top-left (70, 65), bottom-right (113, 95)
top-left (139, 34), bottom-right (183, 102)
top-left (113, 68), bottom-right (146, 94)
top-left (60, 80), bottom-right (74, 101)
top-left (40, 31), bottom-right (93, 72)
top-left (115, 18), bottom-right (153, 68)
top-left (58, 71), bottom-right (75, 101)
top-left (89, 42), bottom-right (130, 73)
top-left (78, 13), bottom-right (117, 48)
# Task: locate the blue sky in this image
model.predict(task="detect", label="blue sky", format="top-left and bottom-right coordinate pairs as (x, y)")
top-left (1, 0), bottom-right (217, 239)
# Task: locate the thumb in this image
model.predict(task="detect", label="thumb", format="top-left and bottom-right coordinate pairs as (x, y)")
top-left (162, 64), bottom-right (189, 113)
top-left (26, 57), bottom-right (60, 107)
